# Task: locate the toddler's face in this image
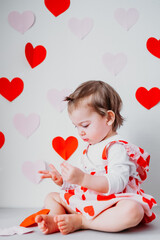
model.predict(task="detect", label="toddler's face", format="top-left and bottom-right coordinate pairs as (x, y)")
top-left (69, 104), bottom-right (113, 145)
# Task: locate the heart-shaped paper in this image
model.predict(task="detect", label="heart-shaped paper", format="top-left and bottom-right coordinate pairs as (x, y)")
top-left (52, 136), bottom-right (78, 160)
top-left (22, 160), bottom-right (46, 184)
top-left (25, 43), bottom-right (47, 68)
top-left (8, 11), bottom-right (35, 34)
top-left (135, 87), bottom-right (160, 110)
top-left (20, 209), bottom-right (50, 227)
top-left (114, 8), bottom-right (139, 31)
top-left (47, 88), bottom-right (71, 112)
top-left (102, 53), bottom-right (127, 76)
top-left (44, 0), bottom-right (70, 17)
top-left (0, 77), bottom-right (24, 102)
top-left (13, 113), bottom-right (40, 138)
top-left (146, 37), bottom-right (160, 59)
top-left (0, 132), bottom-right (5, 149)
top-left (68, 18), bottom-right (94, 39)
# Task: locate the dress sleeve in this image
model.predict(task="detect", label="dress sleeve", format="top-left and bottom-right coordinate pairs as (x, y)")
top-left (61, 180), bottom-right (78, 190)
top-left (105, 143), bottom-right (136, 194)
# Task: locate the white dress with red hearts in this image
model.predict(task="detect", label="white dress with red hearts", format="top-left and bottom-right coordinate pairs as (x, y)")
top-left (60, 135), bottom-right (157, 223)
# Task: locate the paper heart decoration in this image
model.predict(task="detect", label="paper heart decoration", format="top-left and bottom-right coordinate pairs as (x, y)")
top-left (114, 8), bottom-right (139, 31)
top-left (8, 11), bottom-right (35, 34)
top-left (68, 18), bottom-right (94, 39)
top-left (13, 113), bottom-right (40, 138)
top-left (0, 77), bottom-right (24, 102)
top-left (0, 132), bottom-right (5, 149)
top-left (102, 53), bottom-right (127, 76)
top-left (52, 136), bottom-right (78, 160)
top-left (135, 87), bottom-right (160, 110)
top-left (20, 209), bottom-right (50, 228)
top-left (44, 0), bottom-right (70, 17)
top-left (25, 43), bottom-right (47, 68)
top-left (47, 88), bottom-right (71, 112)
top-left (146, 37), bottom-right (160, 59)
top-left (0, 226), bottom-right (34, 236)
top-left (22, 160), bottom-right (46, 184)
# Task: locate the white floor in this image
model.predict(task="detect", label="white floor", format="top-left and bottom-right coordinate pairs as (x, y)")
top-left (0, 207), bottom-right (159, 240)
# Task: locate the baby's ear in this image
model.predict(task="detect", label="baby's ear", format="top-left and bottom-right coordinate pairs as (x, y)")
top-left (106, 110), bottom-right (115, 126)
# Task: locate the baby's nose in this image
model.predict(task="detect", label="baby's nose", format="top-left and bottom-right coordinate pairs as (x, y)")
top-left (80, 130), bottom-right (86, 136)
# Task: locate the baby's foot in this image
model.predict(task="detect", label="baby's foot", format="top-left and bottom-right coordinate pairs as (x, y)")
top-left (35, 214), bottom-right (59, 234)
top-left (54, 214), bottom-right (82, 235)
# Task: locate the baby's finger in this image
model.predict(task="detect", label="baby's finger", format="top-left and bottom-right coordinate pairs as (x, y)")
top-left (40, 174), bottom-right (52, 179)
top-left (38, 170), bottom-right (49, 174)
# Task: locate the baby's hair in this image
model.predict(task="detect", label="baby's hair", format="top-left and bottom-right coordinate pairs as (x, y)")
top-left (65, 80), bottom-right (124, 131)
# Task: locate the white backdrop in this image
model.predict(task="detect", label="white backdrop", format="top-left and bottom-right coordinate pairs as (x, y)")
top-left (0, 0), bottom-right (159, 208)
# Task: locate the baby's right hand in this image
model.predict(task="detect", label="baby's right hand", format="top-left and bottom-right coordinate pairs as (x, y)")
top-left (38, 164), bottom-right (63, 186)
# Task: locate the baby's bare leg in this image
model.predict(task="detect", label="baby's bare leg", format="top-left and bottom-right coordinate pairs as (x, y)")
top-left (35, 192), bottom-right (76, 234)
top-left (53, 199), bottom-right (144, 235)
top-left (82, 200), bottom-right (144, 232)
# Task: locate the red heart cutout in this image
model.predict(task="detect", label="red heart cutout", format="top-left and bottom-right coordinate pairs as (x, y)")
top-left (135, 87), bottom-right (160, 110)
top-left (44, 0), bottom-right (70, 17)
top-left (25, 43), bottom-right (47, 68)
top-left (20, 209), bottom-right (50, 227)
top-left (146, 37), bottom-right (160, 58)
top-left (84, 205), bottom-right (95, 216)
top-left (0, 132), bottom-right (5, 149)
top-left (0, 77), bottom-right (24, 102)
top-left (52, 136), bottom-right (78, 160)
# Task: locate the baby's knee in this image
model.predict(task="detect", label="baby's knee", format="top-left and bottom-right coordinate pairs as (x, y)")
top-left (124, 200), bottom-right (144, 227)
top-left (44, 192), bottom-right (60, 205)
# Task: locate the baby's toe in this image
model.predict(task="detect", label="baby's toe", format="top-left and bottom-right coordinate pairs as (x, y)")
top-left (35, 215), bottom-right (43, 223)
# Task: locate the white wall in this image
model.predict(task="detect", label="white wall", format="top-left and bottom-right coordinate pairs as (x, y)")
top-left (0, 0), bottom-right (159, 208)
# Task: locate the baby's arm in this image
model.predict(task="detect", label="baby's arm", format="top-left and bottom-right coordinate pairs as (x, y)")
top-left (61, 144), bottom-right (133, 194)
top-left (61, 162), bottom-right (109, 193)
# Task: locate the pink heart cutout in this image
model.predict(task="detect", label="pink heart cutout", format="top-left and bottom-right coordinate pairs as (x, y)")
top-left (68, 18), bottom-right (93, 39)
top-left (13, 113), bottom-right (40, 138)
top-left (47, 89), bottom-right (71, 112)
top-left (102, 53), bottom-right (127, 76)
top-left (114, 8), bottom-right (139, 31)
top-left (22, 160), bottom-right (46, 184)
top-left (8, 11), bottom-right (35, 34)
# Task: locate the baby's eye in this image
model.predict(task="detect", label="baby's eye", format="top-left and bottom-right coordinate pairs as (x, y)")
top-left (82, 124), bottom-right (89, 128)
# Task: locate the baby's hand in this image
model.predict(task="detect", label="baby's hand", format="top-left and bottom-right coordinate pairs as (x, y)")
top-left (38, 164), bottom-right (63, 186)
top-left (61, 162), bottom-right (84, 185)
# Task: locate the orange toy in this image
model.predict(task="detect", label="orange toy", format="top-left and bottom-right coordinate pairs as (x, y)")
top-left (20, 209), bottom-right (50, 227)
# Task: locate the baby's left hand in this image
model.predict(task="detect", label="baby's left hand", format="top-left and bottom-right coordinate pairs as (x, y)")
top-left (61, 162), bottom-right (84, 186)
